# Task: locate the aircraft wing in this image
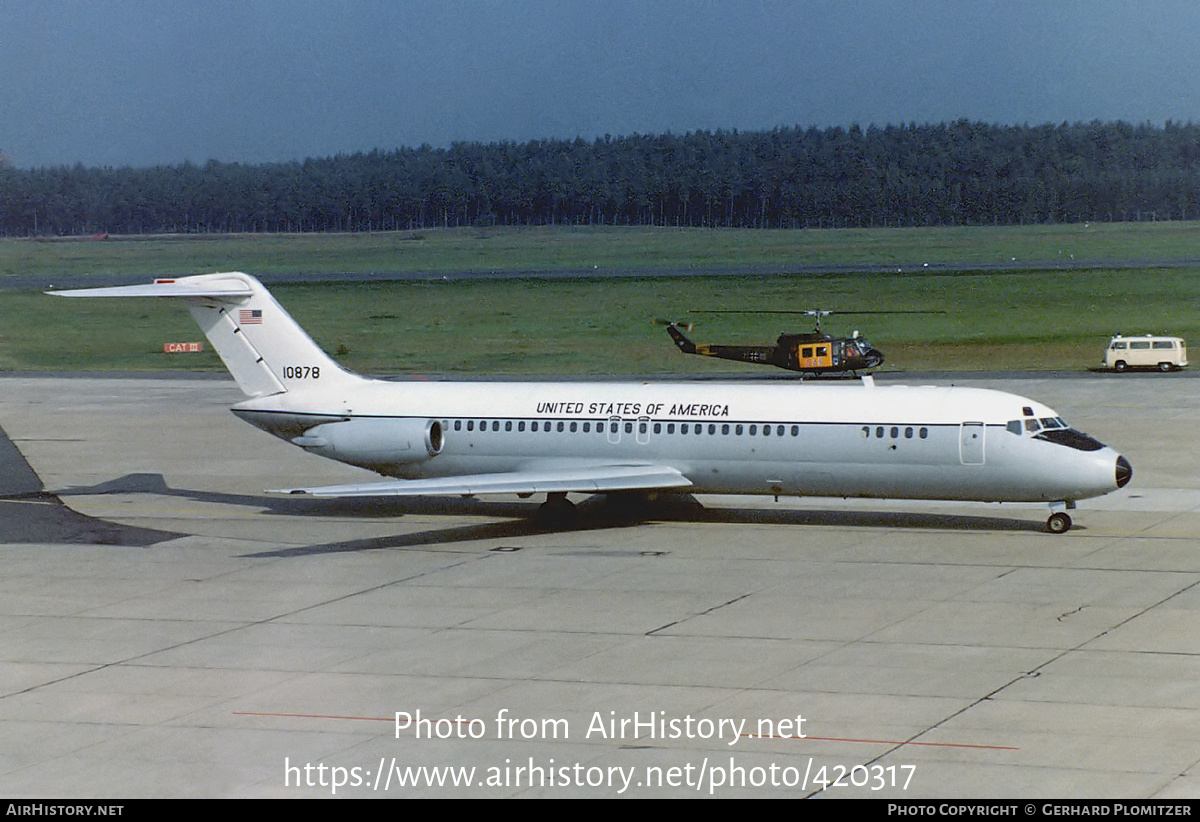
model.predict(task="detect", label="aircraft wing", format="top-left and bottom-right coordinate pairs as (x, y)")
top-left (270, 464), bottom-right (693, 498)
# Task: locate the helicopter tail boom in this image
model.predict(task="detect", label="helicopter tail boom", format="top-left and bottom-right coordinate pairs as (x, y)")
top-left (664, 323), bottom-right (698, 354)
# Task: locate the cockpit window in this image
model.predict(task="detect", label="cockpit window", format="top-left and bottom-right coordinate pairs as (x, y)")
top-left (1024, 418), bottom-right (1041, 433)
top-left (1035, 428), bottom-right (1105, 452)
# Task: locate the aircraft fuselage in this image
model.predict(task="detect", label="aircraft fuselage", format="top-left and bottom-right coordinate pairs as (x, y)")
top-left (231, 377), bottom-right (1129, 505)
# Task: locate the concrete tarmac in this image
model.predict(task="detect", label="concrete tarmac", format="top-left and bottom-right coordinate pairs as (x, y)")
top-left (1, 372), bottom-right (1198, 798)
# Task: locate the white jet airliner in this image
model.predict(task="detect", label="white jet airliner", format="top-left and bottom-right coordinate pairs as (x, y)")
top-left (50, 272), bottom-right (1131, 533)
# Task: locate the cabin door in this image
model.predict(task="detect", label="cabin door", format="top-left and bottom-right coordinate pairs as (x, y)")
top-left (959, 422), bottom-right (985, 465)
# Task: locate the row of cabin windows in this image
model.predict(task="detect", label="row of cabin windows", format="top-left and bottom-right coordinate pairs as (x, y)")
top-left (450, 419), bottom-right (805, 436)
top-left (449, 419), bottom-right (931, 439)
top-left (862, 425), bottom-right (929, 440)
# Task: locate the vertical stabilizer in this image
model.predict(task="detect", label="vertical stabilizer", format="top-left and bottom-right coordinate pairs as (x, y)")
top-left (48, 272), bottom-right (362, 397)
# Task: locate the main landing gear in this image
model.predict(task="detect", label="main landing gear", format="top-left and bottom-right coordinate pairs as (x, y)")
top-left (536, 492), bottom-right (577, 526)
top-left (1046, 501), bottom-right (1075, 534)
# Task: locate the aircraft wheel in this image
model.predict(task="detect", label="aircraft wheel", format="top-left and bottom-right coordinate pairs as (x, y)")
top-left (1046, 512), bottom-right (1072, 534)
top-left (1114, 360), bottom-right (1127, 372)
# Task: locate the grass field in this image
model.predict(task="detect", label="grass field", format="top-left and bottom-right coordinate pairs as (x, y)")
top-left (5, 221), bottom-right (1200, 280)
top-left (3, 224), bottom-right (1199, 375)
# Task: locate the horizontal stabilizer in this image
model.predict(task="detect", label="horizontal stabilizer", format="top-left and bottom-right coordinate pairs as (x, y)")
top-left (270, 464), bottom-right (692, 498)
top-left (48, 276), bottom-right (255, 301)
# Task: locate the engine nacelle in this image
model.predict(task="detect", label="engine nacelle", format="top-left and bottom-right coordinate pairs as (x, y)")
top-left (292, 417), bottom-right (443, 469)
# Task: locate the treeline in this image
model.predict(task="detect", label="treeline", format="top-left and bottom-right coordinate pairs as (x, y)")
top-left (3, 120), bottom-right (1200, 236)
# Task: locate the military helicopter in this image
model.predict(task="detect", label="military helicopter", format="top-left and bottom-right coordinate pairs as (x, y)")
top-left (658, 309), bottom-right (938, 377)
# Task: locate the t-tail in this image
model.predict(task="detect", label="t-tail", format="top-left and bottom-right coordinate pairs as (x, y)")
top-left (48, 272), bottom-right (363, 397)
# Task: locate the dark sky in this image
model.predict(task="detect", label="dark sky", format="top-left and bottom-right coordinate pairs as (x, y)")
top-left (4, 0), bottom-right (1200, 169)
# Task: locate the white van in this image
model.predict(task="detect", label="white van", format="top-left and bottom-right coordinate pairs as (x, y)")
top-left (1104, 335), bottom-right (1188, 372)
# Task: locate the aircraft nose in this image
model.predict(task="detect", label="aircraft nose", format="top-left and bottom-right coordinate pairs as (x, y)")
top-left (1116, 455), bottom-right (1132, 489)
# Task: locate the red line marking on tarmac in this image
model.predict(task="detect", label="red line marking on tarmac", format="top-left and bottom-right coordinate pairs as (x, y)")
top-left (233, 712), bottom-right (1019, 751)
top-left (235, 711), bottom-right (394, 723)
top-left (745, 733), bottom-right (1018, 751)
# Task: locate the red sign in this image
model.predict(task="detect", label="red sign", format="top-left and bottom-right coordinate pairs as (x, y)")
top-left (163, 342), bottom-right (203, 353)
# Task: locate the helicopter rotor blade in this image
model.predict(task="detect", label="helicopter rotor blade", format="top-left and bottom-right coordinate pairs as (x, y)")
top-left (695, 308), bottom-right (945, 332)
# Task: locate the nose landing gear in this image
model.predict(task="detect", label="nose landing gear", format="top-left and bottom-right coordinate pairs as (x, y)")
top-left (1046, 512), bottom-right (1072, 534)
top-left (1046, 501), bottom-right (1076, 534)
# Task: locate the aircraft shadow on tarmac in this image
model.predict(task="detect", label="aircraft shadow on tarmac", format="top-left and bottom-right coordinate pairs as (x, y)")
top-left (50, 471), bottom-right (1049, 557)
top-left (0, 426), bottom-right (182, 546)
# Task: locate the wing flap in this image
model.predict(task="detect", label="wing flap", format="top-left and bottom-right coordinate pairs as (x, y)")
top-left (271, 464), bottom-right (692, 498)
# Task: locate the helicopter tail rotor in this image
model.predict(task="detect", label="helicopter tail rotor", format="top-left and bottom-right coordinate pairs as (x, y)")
top-left (653, 318), bottom-right (695, 332)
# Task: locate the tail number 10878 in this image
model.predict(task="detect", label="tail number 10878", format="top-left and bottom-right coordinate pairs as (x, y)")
top-left (282, 366), bottom-right (321, 379)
